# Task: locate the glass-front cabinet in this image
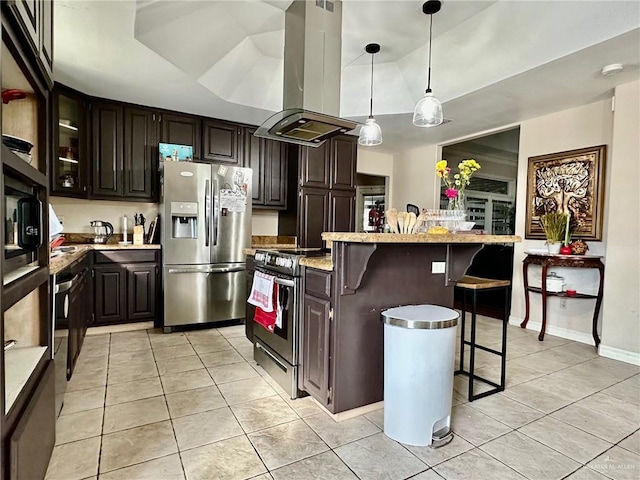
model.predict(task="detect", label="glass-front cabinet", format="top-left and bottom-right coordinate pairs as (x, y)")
top-left (52, 84), bottom-right (88, 195)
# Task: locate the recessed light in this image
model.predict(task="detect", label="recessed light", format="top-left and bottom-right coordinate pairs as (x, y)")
top-left (601, 64), bottom-right (624, 76)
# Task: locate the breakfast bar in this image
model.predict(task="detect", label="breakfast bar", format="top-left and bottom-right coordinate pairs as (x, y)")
top-left (298, 232), bottom-right (521, 415)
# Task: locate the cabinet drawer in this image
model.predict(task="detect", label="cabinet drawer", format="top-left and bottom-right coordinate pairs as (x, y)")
top-left (305, 268), bottom-right (332, 299)
top-left (94, 250), bottom-right (159, 264)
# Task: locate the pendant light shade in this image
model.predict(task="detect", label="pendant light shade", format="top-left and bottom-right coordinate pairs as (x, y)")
top-left (412, 91), bottom-right (443, 127)
top-left (413, 0), bottom-right (444, 128)
top-left (359, 43), bottom-right (382, 146)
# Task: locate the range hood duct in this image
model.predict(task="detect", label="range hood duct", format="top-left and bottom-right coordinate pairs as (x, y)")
top-left (255, 0), bottom-right (357, 147)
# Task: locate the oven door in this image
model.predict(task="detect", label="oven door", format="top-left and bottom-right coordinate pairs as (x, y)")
top-left (252, 268), bottom-right (297, 365)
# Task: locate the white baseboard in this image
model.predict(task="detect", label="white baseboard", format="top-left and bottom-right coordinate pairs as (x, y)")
top-left (598, 345), bottom-right (640, 366)
top-left (509, 316), bottom-right (595, 345)
top-left (510, 316), bottom-right (640, 366)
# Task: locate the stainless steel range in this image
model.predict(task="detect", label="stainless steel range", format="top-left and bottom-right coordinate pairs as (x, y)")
top-left (252, 249), bottom-right (325, 399)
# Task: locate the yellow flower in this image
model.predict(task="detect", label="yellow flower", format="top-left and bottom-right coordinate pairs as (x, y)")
top-left (436, 160), bottom-right (447, 171)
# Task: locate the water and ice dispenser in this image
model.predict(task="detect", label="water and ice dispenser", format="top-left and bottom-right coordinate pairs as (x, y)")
top-left (171, 202), bottom-right (198, 239)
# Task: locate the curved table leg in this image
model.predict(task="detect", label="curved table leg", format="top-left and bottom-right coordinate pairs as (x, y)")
top-left (520, 261), bottom-right (531, 328)
top-left (539, 264), bottom-right (548, 341)
top-left (592, 263), bottom-right (605, 347)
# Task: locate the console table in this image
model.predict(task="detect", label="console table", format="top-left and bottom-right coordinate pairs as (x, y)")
top-left (520, 253), bottom-right (604, 346)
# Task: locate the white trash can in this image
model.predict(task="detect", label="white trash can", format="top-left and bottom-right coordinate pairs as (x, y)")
top-left (382, 305), bottom-right (458, 447)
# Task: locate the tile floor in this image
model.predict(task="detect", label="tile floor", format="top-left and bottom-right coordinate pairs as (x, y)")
top-left (45, 317), bottom-right (640, 480)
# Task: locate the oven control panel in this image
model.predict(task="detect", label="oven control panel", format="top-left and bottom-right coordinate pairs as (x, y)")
top-left (254, 250), bottom-right (298, 276)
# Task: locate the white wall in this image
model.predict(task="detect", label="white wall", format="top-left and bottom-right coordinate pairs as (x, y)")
top-left (357, 148), bottom-right (395, 206)
top-left (50, 197), bottom-right (158, 235)
top-left (251, 210), bottom-right (279, 236)
top-left (600, 80), bottom-right (640, 363)
top-left (392, 144), bottom-right (440, 211)
top-left (511, 99), bottom-right (614, 343)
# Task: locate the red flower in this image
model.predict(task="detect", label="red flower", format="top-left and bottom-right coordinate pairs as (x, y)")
top-left (445, 188), bottom-right (459, 199)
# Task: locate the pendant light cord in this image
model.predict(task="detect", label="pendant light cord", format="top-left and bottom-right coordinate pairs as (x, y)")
top-left (369, 52), bottom-right (375, 118)
top-left (426, 13), bottom-right (433, 93)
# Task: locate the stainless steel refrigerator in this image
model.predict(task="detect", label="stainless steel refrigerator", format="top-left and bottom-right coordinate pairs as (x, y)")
top-left (160, 161), bottom-right (252, 331)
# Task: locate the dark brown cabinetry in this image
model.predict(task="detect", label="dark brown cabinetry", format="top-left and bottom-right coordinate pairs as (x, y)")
top-left (93, 264), bottom-right (127, 325)
top-left (124, 107), bottom-right (159, 201)
top-left (298, 187), bottom-right (330, 249)
top-left (91, 100), bottom-right (124, 198)
top-left (290, 135), bottom-right (357, 247)
top-left (301, 292), bottom-right (332, 405)
top-left (203, 120), bottom-right (242, 164)
top-left (52, 84), bottom-right (89, 196)
top-left (244, 128), bottom-right (288, 210)
top-left (4, 0), bottom-right (53, 86)
top-left (161, 113), bottom-right (202, 160)
top-left (93, 250), bottom-right (160, 326)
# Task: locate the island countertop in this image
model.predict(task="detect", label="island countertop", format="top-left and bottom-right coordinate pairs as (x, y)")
top-left (321, 232), bottom-right (522, 244)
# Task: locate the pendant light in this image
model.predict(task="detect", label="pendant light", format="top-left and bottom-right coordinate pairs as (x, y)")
top-left (413, 0), bottom-right (443, 128)
top-left (358, 43), bottom-right (383, 146)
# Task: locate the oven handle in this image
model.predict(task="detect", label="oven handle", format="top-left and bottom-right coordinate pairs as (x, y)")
top-left (255, 268), bottom-right (296, 288)
top-left (255, 341), bottom-right (287, 370)
top-left (274, 277), bottom-right (295, 288)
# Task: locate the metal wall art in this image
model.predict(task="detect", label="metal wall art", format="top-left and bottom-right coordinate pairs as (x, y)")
top-left (525, 145), bottom-right (606, 240)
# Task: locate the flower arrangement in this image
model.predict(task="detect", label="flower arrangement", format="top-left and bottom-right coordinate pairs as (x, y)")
top-left (436, 159), bottom-right (481, 209)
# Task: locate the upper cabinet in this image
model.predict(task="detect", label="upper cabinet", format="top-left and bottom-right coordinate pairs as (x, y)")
top-left (124, 107), bottom-right (159, 201)
top-left (52, 85), bottom-right (89, 196)
top-left (4, 0), bottom-right (54, 87)
top-left (91, 100), bottom-right (124, 198)
top-left (244, 127), bottom-right (288, 210)
top-left (203, 119), bottom-right (242, 164)
top-left (160, 113), bottom-right (202, 160)
top-left (300, 142), bottom-right (330, 189)
top-left (330, 135), bottom-right (357, 190)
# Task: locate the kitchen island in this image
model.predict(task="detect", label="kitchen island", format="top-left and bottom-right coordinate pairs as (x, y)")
top-left (299, 232), bottom-right (521, 415)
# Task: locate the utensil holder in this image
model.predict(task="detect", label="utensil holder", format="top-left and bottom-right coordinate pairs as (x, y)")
top-left (133, 225), bottom-right (144, 246)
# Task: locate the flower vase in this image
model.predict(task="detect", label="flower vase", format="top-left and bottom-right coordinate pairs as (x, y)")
top-left (447, 192), bottom-right (466, 214)
top-left (546, 241), bottom-right (561, 255)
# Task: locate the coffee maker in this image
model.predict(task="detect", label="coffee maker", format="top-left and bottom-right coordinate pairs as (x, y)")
top-left (90, 220), bottom-right (113, 244)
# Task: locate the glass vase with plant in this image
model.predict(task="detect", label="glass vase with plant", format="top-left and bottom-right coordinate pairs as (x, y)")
top-left (539, 212), bottom-right (566, 254)
top-left (435, 159), bottom-right (481, 212)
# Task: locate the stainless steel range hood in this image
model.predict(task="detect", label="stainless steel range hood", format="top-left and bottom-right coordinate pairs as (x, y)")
top-left (255, 0), bottom-right (357, 147)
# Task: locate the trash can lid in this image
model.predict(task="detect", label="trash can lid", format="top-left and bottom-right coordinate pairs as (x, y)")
top-left (381, 305), bottom-right (458, 329)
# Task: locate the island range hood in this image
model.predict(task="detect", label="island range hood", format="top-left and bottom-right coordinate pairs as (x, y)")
top-left (255, 0), bottom-right (358, 147)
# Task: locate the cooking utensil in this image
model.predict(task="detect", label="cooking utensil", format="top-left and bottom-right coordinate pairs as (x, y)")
top-left (385, 209), bottom-right (398, 233)
top-left (398, 212), bottom-right (406, 234)
top-left (407, 212), bottom-right (417, 233)
top-left (90, 220), bottom-right (114, 244)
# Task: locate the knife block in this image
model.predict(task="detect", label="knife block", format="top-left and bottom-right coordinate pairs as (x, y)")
top-left (133, 225), bottom-right (144, 245)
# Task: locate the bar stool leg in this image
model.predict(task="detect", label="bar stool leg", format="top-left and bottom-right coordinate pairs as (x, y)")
top-left (458, 289), bottom-right (467, 374)
top-left (500, 286), bottom-right (509, 391)
top-left (468, 289), bottom-right (478, 401)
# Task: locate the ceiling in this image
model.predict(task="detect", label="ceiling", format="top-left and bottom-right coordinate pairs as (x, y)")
top-left (54, 0), bottom-right (640, 154)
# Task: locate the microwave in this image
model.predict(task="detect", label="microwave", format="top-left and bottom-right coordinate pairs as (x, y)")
top-left (4, 173), bottom-right (42, 277)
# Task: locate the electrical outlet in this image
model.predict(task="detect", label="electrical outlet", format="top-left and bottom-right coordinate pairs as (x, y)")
top-left (431, 262), bottom-right (446, 274)
top-left (560, 298), bottom-right (567, 309)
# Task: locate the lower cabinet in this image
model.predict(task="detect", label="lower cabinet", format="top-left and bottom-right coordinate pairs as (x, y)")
top-left (300, 268), bottom-right (333, 409)
top-left (93, 250), bottom-right (160, 326)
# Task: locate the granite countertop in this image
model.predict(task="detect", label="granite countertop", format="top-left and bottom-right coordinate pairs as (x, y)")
top-left (299, 254), bottom-right (333, 272)
top-left (321, 232), bottom-right (522, 244)
top-left (50, 244), bottom-right (162, 275)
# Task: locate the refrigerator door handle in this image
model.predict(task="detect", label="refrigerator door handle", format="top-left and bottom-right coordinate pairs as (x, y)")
top-left (204, 179), bottom-right (211, 247)
top-left (212, 177), bottom-right (219, 246)
top-left (168, 265), bottom-right (246, 274)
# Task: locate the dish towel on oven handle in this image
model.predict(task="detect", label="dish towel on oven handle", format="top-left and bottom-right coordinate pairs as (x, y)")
top-left (254, 284), bottom-right (278, 333)
top-left (248, 271), bottom-right (275, 312)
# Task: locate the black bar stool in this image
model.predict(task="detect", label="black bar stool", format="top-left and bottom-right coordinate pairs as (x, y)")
top-left (454, 275), bottom-right (511, 401)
